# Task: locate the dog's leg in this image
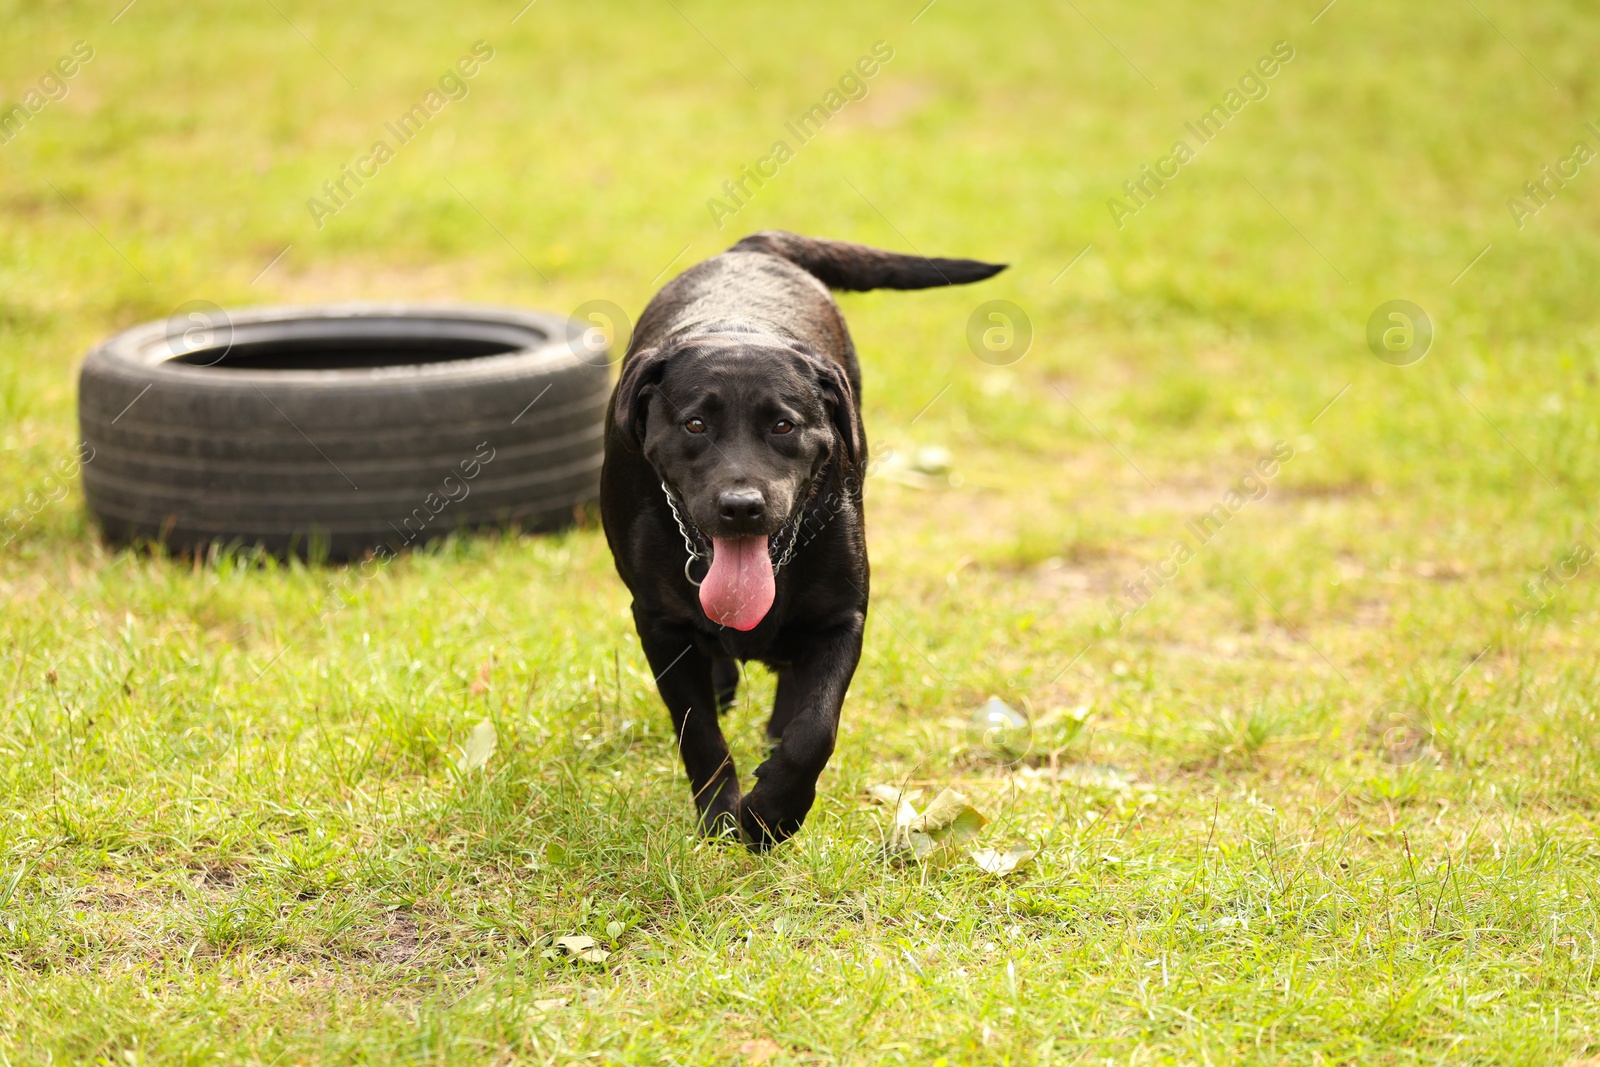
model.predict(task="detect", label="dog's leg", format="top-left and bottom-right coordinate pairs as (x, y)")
top-left (766, 666), bottom-right (801, 747)
top-left (740, 621), bottom-right (863, 850)
top-left (636, 619), bottom-right (741, 837)
top-left (712, 657), bottom-right (740, 715)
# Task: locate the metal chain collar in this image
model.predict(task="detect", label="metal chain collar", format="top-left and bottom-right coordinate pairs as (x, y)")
top-left (661, 480), bottom-right (710, 587)
top-left (660, 481), bottom-right (819, 588)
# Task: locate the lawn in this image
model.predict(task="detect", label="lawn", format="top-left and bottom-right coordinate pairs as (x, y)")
top-left (4, 0), bottom-right (1600, 1063)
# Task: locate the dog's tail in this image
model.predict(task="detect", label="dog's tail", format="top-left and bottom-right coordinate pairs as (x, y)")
top-left (730, 230), bottom-right (1005, 292)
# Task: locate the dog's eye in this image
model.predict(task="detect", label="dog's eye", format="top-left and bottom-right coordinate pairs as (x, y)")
top-left (684, 418), bottom-right (707, 435)
top-left (772, 419), bottom-right (795, 435)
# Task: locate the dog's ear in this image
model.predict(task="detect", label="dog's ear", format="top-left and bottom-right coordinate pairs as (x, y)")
top-left (612, 345), bottom-right (671, 451)
top-left (813, 359), bottom-right (862, 467)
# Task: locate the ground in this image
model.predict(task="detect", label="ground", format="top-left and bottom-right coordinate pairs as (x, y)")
top-left (3, 0), bottom-right (1600, 1063)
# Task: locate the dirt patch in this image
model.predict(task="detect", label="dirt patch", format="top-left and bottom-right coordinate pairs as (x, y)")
top-left (77, 874), bottom-right (142, 914)
top-left (193, 862), bottom-right (241, 888)
top-left (76, 868), bottom-right (227, 915)
top-left (67, 869), bottom-right (443, 980)
top-left (1124, 484), bottom-right (1239, 517)
top-left (1027, 557), bottom-right (1125, 608)
top-left (1160, 624), bottom-right (1335, 665)
top-left (1411, 560), bottom-right (1469, 581)
top-left (831, 81), bottom-right (933, 131)
top-left (1278, 480), bottom-right (1378, 500)
top-left (378, 912), bottom-right (421, 965)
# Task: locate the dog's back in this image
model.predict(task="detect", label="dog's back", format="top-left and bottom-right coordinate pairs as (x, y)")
top-left (628, 230), bottom-right (1007, 387)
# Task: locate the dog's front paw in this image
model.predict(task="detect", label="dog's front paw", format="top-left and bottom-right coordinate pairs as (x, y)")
top-left (737, 789), bottom-right (810, 852)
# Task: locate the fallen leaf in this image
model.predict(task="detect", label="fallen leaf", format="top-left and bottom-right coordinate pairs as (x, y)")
top-left (866, 783), bottom-right (921, 807)
top-left (531, 997), bottom-right (569, 1013)
top-left (918, 789), bottom-right (988, 844)
top-left (970, 845), bottom-right (1035, 877)
top-left (890, 791), bottom-right (926, 856)
top-left (740, 1037), bottom-right (782, 1063)
top-left (887, 788), bottom-right (987, 861)
top-left (456, 719), bottom-right (497, 774)
top-left (550, 934), bottom-right (611, 963)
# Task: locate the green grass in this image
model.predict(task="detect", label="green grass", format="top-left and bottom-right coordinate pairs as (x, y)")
top-left (4, 0), bottom-right (1600, 1062)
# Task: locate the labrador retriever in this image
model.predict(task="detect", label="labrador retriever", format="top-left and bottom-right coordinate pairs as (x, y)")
top-left (601, 231), bottom-right (1005, 849)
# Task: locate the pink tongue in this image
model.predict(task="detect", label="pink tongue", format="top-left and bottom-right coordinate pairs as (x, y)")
top-left (699, 536), bottom-right (775, 631)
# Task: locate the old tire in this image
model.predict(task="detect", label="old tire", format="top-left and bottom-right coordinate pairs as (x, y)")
top-left (77, 303), bottom-right (609, 559)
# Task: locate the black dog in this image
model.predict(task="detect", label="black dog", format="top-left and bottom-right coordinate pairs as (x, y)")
top-left (601, 231), bottom-right (1004, 849)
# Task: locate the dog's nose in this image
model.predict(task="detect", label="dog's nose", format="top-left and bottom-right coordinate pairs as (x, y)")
top-left (717, 488), bottom-right (766, 525)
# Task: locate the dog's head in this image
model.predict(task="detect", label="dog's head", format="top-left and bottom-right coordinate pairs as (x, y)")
top-left (614, 333), bottom-right (860, 538)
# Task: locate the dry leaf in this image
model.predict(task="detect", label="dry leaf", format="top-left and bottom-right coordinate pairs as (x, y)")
top-left (866, 783), bottom-right (922, 807)
top-left (469, 658), bottom-right (492, 696)
top-left (866, 783), bottom-right (901, 805)
top-left (550, 934), bottom-right (611, 963)
top-left (456, 719), bottom-right (497, 774)
top-left (890, 791), bottom-right (924, 856)
top-left (919, 789), bottom-right (987, 842)
top-left (970, 845), bottom-right (1035, 877)
top-left (531, 997), bottom-right (569, 1013)
top-left (887, 788), bottom-right (987, 860)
